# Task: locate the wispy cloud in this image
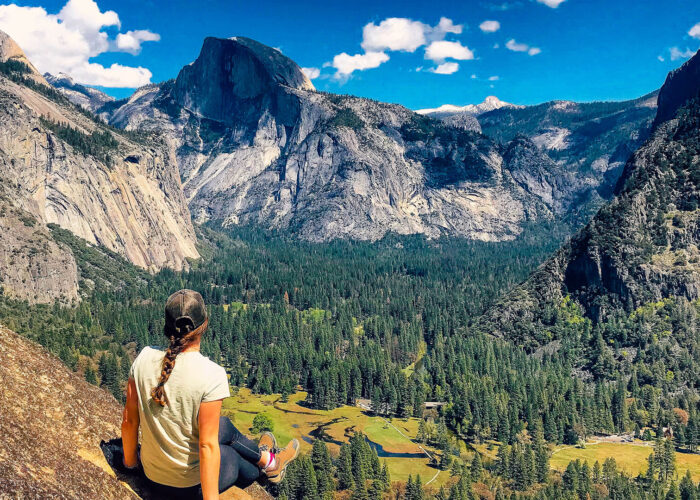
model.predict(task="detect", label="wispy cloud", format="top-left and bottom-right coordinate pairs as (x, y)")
top-left (115, 30), bottom-right (160, 55)
top-left (670, 46), bottom-right (696, 61)
top-left (506, 38), bottom-right (541, 55)
top-left (0, 0), bottom-right (159, 87)
top-left (689, 22), bottom-right (700, 39)
top-left (486, 1), bottom-right (522, 11)
top-left (488, 75), bottom-right (500, 81)
top-left (430, 62), bottom-right (459, 74)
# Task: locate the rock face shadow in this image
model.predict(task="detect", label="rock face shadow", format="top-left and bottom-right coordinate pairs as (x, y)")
top-left (99, 438), bottom-right (270, 500)
top-left (100, 438), bottom-right (155, 499)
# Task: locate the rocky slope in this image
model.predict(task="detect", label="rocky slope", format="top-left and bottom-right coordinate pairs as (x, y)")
top-left (477, 49), bottom-right (700, 346)
top-left (44, 72), bottom-right (114, 112)
top-left (102, 37), bottom-right (654, 243)
top-left (0, 30), bottom-right (199, 303)
top-left (0, 326), bottom-right (270, 499)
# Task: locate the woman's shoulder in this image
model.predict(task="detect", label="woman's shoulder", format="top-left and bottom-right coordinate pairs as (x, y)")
top-left (194, 353), bottom-right (225, 373)
top-left (134, 346), bottom-right (164, 364)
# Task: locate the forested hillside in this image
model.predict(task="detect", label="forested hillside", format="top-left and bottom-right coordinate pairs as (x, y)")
top-left (0, 221), bottom-right (567, 406)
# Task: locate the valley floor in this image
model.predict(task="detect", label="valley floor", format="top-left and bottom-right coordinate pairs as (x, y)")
top-left (222, 389), bottom-right (454, 488)
top-left (550, 441), bottom-right (700, 481)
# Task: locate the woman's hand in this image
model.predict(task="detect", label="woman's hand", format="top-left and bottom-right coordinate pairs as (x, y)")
top-left (121, 378), bottom-right (140, 469)
top-left (199, 400), bottom-right (223, 500)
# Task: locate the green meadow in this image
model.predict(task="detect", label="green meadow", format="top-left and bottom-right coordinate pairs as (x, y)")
top-left (222, 388), bottom-right (454, 487)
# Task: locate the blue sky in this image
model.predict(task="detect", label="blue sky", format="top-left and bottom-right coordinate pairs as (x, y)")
top-left (1, 0), bottom-right (699, 109)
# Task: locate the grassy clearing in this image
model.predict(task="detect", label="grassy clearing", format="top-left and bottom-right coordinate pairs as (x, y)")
top-left (402, 341), bottom-right (427, 377)
top-left (222, 388), bottom-right (452, 487)
top-left (550, 442), bottom-right (700, 481)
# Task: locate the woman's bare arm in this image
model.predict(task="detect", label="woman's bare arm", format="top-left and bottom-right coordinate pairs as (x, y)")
top-left (199, 400), bottom-right (222, 500)
top-left (121, 378), bottom-right (140, 468)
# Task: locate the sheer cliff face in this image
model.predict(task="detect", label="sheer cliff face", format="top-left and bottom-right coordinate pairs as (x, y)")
top-left (479, 49), bottom-right (700, 342)
top-left (0, 79), bottom-right (199, 271)
top-left (0, 31), bottom-right (199, 302)
top-left (107, 36), bottom-right (646, 243)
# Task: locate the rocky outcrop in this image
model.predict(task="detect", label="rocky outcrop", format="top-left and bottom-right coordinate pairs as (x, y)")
top-left (0, 326), bottom-right (133, 498)
top-left (0, 326), bottom-right (271, 499)
top-left (653, 49), bottom-right (700, 128)
top-left (0, 202), bottom-right (79, 303)
top-left (0, 30), bottom-right (47, 86)
top-left (44, 72), bottom-right (114, 112)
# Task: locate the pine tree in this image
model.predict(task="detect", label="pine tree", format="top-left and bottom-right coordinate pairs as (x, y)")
top-left (679, 470), bottom-right (697, 500)
top-left (84, 363), bottom-right (98, 385)
top-left (667, 481), bottom-right (681, 500)
top-left (338, 444), bottom-right (355, 490)
top-left (470, 452), bottom-right (482, 481)
top-left (496, 444), bottom-right (510, 477)
top-left (311, 439), bottom-right (333, 494)
top-left (613, 376), bottom-right (629, 433)
top-left (412, 475), bottom-right (425, 500)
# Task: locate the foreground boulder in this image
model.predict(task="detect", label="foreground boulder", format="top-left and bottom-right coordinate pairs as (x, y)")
top-left (0, 326), bottom-right (269, 499)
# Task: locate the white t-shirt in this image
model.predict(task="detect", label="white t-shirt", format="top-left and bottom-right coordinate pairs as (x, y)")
top-left (130, 346), bottom-right (230, 487)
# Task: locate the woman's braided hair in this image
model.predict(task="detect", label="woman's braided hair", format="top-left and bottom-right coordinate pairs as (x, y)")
top-left (151, 290), bottom-right (209, 407)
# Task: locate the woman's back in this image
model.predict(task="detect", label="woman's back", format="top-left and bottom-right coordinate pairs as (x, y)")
top-left (130, 346), bottom-right (229, 488)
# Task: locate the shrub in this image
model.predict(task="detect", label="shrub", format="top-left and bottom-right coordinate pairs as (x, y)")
top-left (251, 413), bottom-right (274, 434)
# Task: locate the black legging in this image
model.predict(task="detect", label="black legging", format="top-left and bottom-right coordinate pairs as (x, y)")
top-left (144, 417), bottom-right (262, 499)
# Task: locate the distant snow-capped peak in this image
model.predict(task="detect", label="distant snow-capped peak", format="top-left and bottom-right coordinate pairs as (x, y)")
top-left (416, 96), bottom-right (522, 117)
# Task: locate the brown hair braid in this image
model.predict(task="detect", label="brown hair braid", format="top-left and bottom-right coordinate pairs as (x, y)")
top-left (151, 318), bottom-right (209, 407)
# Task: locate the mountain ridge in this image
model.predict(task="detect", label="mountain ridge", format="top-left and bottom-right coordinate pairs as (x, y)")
top-left (93, 36), bottom-right (658, 243)
top-left (475, 49), bottom-right (700, 349)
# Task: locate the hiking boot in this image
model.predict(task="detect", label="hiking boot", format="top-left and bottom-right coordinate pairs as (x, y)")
top-left (258, 431), bottom-right (277, 454)
top-left (264, 438), bottom-right (300, 484)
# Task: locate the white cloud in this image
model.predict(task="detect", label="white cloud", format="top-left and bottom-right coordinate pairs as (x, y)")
top-left (361, 18), bottom-right (431, 52)
top-left (537, 0), bottom-right (566, 7)
top-left (689, 23), bottom-right (700, 39)
top-left (488, 75), bottom-right (499, 81)
top-left (479, 20), bottom-right (501, 33)
top-left (329, 16), bottom-right (465, 78)
top-left (331, 51), bottom-right (389, 77)
top-left (430, 62), bottom-right (459, 74)
top-left (657, 55), bottom-right (665, 62)
top-left (71, 62), bottom-right (153, 87)
top-left (670, 46), bottom-right (696, 61)
top-left (506, 38), bottom-right (541, 55)
top-left (361, 16), bottom-right (463, 53)
top-left (425, 40), bottom-right (474, 62)
top-left (115, 30), bottom-right (160, 55)
top-left (302, 67), bottom-right (321, 79)
top-left (471, 73), bottom-right (477, 79)
top-left (0, 0), bottom-right (159, 87)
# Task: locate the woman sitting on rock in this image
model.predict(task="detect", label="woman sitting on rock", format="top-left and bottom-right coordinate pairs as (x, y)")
top-left (121, 289), bottom-right (299, 499)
